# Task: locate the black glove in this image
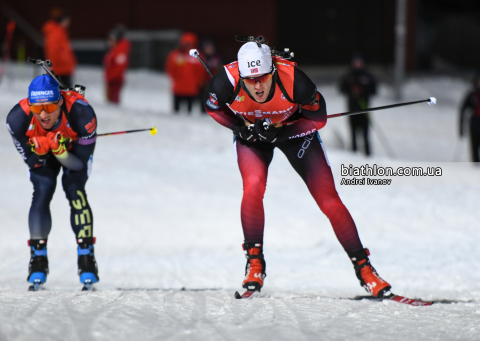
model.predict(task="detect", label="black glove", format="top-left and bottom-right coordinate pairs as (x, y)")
top-left (254, 119), bottom-right (281, 143)
top-left (233, 124), bottom-right (257, 142)
top-left (27, 153), bottom-right (49, 169)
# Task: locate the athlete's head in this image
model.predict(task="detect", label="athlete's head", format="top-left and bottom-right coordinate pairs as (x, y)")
top-left (351, 53), bottom-right (365, 70)
top-left (28, 75), bottom-right (63, 130)
top-left (179, 32), bottom-right (198, 51)
top-left (238, 42), bottom-right (274, 103)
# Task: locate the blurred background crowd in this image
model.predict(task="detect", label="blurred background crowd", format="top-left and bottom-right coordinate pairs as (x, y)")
top-left (1, 0), bottom-right (479, 161)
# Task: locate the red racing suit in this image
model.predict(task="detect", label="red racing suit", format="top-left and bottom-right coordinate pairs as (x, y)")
top-left (205, 57), bottom-right (326, 140)
top-left (204, 57), bottom-right (364, 256)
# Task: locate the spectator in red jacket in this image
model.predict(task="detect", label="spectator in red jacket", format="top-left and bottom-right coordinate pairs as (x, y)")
top-left (165, 32), bottom-right (208, 113)
top-left (42, 8), bottom-right (76, 88)
top-left (103, 25), bottom-right (131, 104)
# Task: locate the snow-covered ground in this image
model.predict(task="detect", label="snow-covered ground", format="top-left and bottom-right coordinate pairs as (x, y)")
top-left (0, 65), bottom-right (479, 340)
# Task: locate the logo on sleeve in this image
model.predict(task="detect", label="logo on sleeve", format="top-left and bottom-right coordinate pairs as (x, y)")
top-left (85, 117), bottom-right (97, 134)
top-left (206, 93), bottom-right (219, 109)
top-left (6, 123), bottom-right (13, 135)
top-left (228, 61), bottom-right (238, 69)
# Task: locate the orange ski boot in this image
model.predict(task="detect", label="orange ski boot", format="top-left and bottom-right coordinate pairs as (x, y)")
top-left (350, 248), bottom-right (391, 298)
top-left (242, 242), bottom-right (266, 292)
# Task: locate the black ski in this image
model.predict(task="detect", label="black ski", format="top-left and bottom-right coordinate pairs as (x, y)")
top-left (28, 279), bottom-right (43, 292)
top-left (81, 279), bottom-right (94, 291)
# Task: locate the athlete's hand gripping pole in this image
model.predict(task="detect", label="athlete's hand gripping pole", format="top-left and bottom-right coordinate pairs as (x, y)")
top-left (97, 127), bottom-right (157, 137)
top-left (327, 97), bottom-right (437, 119)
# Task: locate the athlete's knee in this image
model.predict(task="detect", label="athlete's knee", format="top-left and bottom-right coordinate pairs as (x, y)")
top-left (32, 180), bottom-right (56, 203)
top-left (243, 174), bottom-right (268, 194)
top-left (62, 174), bottom-right (87, 196)
top-left (62, 169), bottom-right (88, 186)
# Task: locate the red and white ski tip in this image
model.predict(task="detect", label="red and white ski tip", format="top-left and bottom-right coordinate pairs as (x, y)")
top-left (428, 97), bottom-right (437, 106)
top-left (389, 295), bottom-right (433, 306)
top-left (234, 290), bottom-right (258, 299)
top-left (354, 293), bottom-right (434, 306)
top-left (189, 49), bottom-right (199, 58)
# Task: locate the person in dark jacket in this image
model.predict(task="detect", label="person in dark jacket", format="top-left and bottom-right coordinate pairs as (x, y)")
top-left (459, 72), bottom-right (480, 162)
top-left (339, 55), bottom-right (377, 156)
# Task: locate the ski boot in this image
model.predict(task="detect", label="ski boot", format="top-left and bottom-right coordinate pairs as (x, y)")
top-left (350, 248), bottom-right (391, 298)
top-left (27, 239), bottom-right (49, 291)
top-left (242, 242), bottom-right (266, 292)
top-left (77, 237), bottom-right (99, 291)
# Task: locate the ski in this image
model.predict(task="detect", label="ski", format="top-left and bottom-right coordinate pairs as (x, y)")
top-left (353, 293), bottom-right (433, 306)
top-left (81, 279), bottom-right (94, 292)
top-left (28, 279), bottom-right (43, 292)
top-left (233, 290), bottom-right (433, 305)
top-left (234, 290), bottom-right (259, 299)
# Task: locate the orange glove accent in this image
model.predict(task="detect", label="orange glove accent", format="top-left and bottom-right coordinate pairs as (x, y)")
top-left (28, 136), bottom-right (50, 156)
top-left (47, 132), bottom-right (68, 157)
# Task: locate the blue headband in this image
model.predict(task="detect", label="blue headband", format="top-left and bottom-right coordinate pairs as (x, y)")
top-left (28, 75), bottom-right (61, 104)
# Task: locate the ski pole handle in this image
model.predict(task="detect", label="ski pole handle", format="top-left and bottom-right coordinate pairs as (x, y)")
top-left (327, 97), bottom-right (436, 119)
top-left (27, 57), bottom-right (67, 88)
top-left (98, 127), bottom-right (157, 137)
top-left (190, 48), bottom-right (252, 124)
top-left (189, 49), bottom-right (214, 77)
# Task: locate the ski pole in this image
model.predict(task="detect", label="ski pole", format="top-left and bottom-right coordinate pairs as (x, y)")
top-left (97, 127), bottom-right (157, 137)
top-left (189, 49), bottom-right (214, 77)
top-left (328, 98), bottom-right (436, 119)
top-left (189, 48), bottom-right (248, 123)
top-left (190, 49), bottom-right (436, 120)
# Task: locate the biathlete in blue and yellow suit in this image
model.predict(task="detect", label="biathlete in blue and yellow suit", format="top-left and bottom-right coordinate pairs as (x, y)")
top-left (6, 74), bottom-right (99, 288)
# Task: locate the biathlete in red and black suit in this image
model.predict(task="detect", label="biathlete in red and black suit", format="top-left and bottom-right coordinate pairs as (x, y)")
top-left (204, 41), bottom-right (391, 297)
top-left (6, 74), bottom-right (99, 289)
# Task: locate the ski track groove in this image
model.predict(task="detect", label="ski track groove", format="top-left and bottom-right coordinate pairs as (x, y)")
top-left (152, 290), bottom-right (235, 340)
top-left (267, 297), bottom-right (319, 341)
top-left (59, 291), bottom-right (120, 341)
top-left (0, 318), bottom-right (9, 341)
top-left (231, 292), bottom-right (262, 327)
top-left (143, 290), bottom-right (182, 341)
top-left (278, 296), bottom-right (328, 339)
